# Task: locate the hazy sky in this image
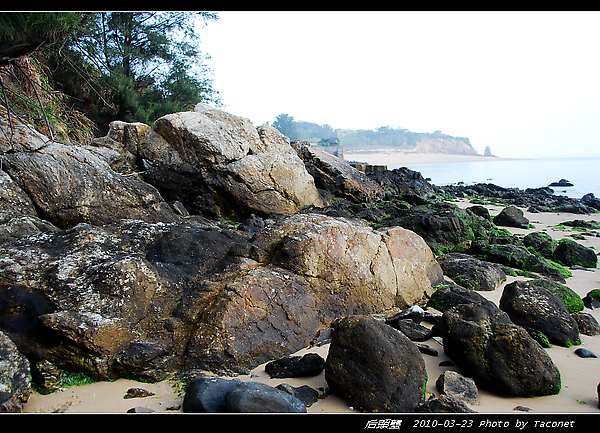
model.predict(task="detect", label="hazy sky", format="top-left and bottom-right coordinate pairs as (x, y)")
top-left (199, 11), bottom-right (600, 158)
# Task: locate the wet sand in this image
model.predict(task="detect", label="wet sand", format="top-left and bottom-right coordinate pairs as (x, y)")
top-left (22, 200), bottom-right (600, 414)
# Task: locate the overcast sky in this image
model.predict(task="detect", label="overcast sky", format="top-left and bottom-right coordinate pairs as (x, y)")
top-left (199, 11), bottom-right (600, 158)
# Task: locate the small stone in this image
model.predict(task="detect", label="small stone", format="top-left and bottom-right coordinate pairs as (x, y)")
top-left (415, 343), bottom-right (438, 356)
top-left (124, 387), bottom-right (155, 399)
top-left (513, 406), bottom-right (532, 412)
top-left (574, 348), bottom-right (598, 358)
top-left (126, 406), bottom-right (155, 413)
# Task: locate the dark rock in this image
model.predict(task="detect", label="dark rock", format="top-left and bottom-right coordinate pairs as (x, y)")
top-left (325, 315), bottom-right (427, 412)
top-left (373, 202), bottom-right (492, 255)
top-left (265, 353), bottom-right (325, 378)
top-left (470, 240), bottom-right (567, 282)
top-left (437, 253), bottom-right (506, 291)
top-left (523, 232), bottom-right (557, 259)
top-left (126, 406), bottom-right (155, 413)
top-left (415, 343), bottom-right (438, 356)
top-left (499, 280), bottom-right (581, 347)
top-left (435, 370), bottom-right (478, 405)
top-left (368, 167), bottom-right (439, 205)
top-left (385, 305), bottom-right (425, 325)
top-left (493, 206), bottom-right (529, 229)
top-left (440, 301), bottom-right (562, 397)
top-left (388, 319), bottom-right (433, 342)
top-left (553, 238), bottom-right (598, 268)
top-left (0, 331), bottom-right (32, 412)
top-left (224, 381), bottom-right (307, 413)
top-left (549, 179), bottom-right (574, 187)
top-left (467, 205), bottom-right (492, 221)
top-left (426, 281), bottom-right (488, 313)
top-left (124, 388), bottom-right (155, 399)
top-left (182, 377), bottom-right (243, 413)
top-left (114, 339), bottom-right (176, 382)
top-left (275, 383), bottom-right (319, 407)
top-left (581, 193), bottom-right (600, 211)
top-left (583, 295), bottom-right (600, 310)
top-left (414, 395), bottom-right (477, 413)
top-left (525, 278), bottom-right (584, 314)
top-left (574, 348), bottom-right (597, 358)
top-left (571, 312), bottom-right (600, 336)
top-left (513, 406), bottom-right (532, 412)
top-left (292, 140), bottom-right (384, 204)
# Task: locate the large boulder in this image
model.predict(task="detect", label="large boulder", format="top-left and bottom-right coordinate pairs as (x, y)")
top-left (1, 142), bottom-right (177, 229)
top-left (437, 253), bottom-right (506, 291)
top-left (292, 140), bottom-right (385, 203)
top-left (264, 213), bottom-right (444, 310)
top-left (440, 301), bottom-right (562, 397)
top-left (324, 315), bottom-right (427, 412)
top-left (95, 104), bottom-right (324, 219)
top-left (0, 213), bottom-right (443, 380)
top-left (499, 280), bottom-right (581, 347)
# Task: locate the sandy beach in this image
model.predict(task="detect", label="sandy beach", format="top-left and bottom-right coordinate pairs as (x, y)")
top-left (345, 151), bottom-right (517, 166)
top-left (21, 200), bottom-right (600, 414)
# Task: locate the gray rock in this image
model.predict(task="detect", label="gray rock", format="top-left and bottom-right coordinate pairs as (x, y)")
top-left (2, 142), bottom-right (177, 229)
top-left (0, 331), bottom-right (32, 412)
top-left (415, 395), bottom-right (477, 413)
top-left (292, 140), bottom-right (385, 203)
top-left (435, 370), bottom-right (478, 405)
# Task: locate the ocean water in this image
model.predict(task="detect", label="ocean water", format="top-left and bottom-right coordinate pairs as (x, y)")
top-left (392, 156), bottom-right (600, 199)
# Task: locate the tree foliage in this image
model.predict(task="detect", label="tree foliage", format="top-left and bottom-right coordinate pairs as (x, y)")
top-left (68, 12), bottom-right (221, 124)
top-left (0, 11), bottom-right (221, 140)
top-left (272, 113), bottom-right (299, 140)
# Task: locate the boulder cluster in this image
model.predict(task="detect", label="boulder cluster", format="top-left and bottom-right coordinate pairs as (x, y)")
top-left (1, 104), bottom-right (599, 413)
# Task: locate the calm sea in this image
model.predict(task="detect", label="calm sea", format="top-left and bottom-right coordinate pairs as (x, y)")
top-left (391, 156), bottom-right (600, 199)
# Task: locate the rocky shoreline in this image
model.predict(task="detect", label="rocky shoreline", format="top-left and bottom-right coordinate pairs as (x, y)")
top-left (1, 104), bottom-right (599, 413)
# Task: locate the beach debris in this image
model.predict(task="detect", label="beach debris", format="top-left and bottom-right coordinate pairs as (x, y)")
top-left (124, 388), bottom-right (155, 399)
top-left (574, 348), bottom-right (598, 359)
